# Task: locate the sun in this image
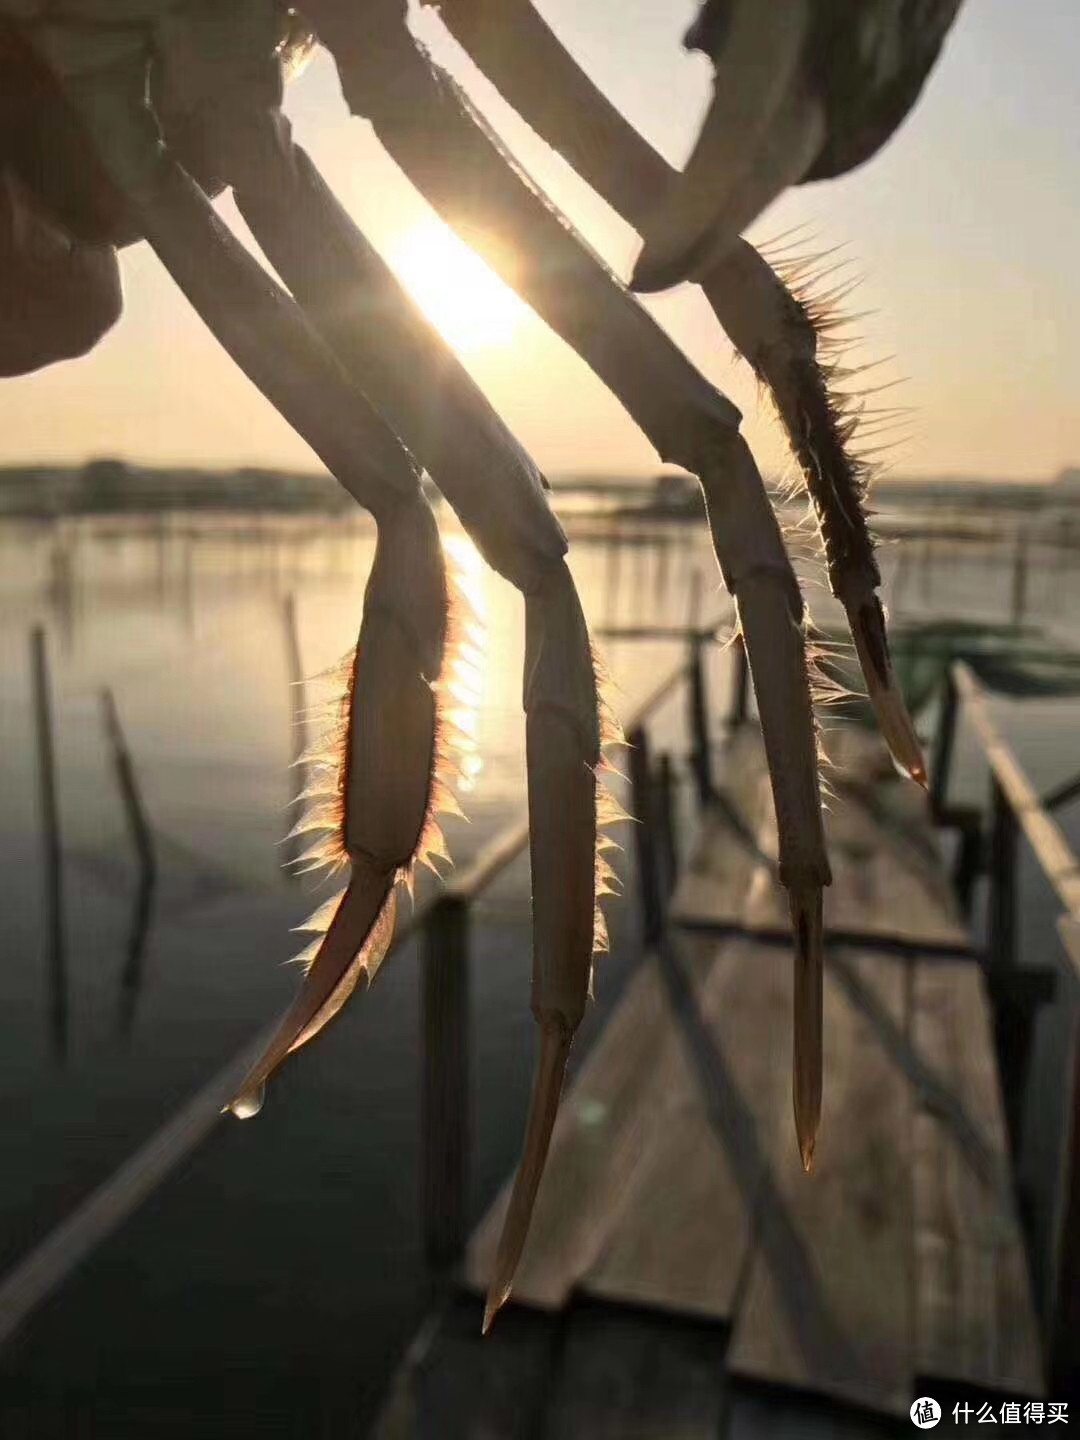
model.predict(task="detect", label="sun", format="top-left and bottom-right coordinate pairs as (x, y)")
top-left (388, 219), bottom-right (528, 356)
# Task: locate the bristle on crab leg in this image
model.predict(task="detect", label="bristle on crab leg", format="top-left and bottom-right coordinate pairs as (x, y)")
top-left (229, 495), bottom-right (463, 1116)
top-left (699, 241), bottom-right (927, 786)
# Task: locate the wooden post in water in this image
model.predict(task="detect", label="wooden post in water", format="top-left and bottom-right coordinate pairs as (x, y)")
top-left (987, 778), bottom-right (1018, 972)
top-left (1010, 527), bottom-right (1029, 628)
top-left (726, 633), bottom-right (748, 730)
top-left (30, 626), bottom-right (67, 1060)
top-left (101, 687), bottom-right (157, 1037)
top-left (421, 894), bottom-right (470, 1268)
top-left (628, 725), bottom-right (663, 946)
top-left (986, 776), bottom-right (1031, 1150)
top-left (687, 638), bottom-right (713, 807)
top-left (951, 818), bottom-right (984, 919)
top-left (929, 667), bottom-right (958, 821)
top-left (101, 688), bottom-right (155, 881)
top-left (655, 752), bottom-right (678, 898)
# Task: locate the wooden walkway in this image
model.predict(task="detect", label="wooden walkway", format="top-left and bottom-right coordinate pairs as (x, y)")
top-left (373, 724), bottom-right (1043, 1437)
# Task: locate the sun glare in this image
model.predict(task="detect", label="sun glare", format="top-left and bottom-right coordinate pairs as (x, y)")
top-left (389, 220), bottom-right (527, 356)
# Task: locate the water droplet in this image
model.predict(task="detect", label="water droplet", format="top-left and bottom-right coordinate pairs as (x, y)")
top-left (229, 1083), bottom-right (266, 1120)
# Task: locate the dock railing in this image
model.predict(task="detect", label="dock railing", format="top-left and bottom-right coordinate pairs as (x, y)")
top-left (930, 659), bottom-right (1080, 1392)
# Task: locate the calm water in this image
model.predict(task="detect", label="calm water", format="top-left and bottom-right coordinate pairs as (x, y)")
top-left (0, 503), bottom-right (1077, 1433)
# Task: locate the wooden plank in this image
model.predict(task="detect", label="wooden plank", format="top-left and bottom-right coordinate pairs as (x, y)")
top-left (727, 951), bottom-right (915, 1416)
top-left (817, 771), bottom-right (966, 949)
top-left (456, 713), bottom-right (1042, 1421)
top-left (582, 1099), bottom-right (747, 1319)
top-left (670, 729), bottom-right (774, 932)
top-left (674, 727), bottom-right (968, 951)
top-left (583, 935), bottom-right (775, 1320)
top-left (542, 1305), bottom-right (726, 1440)
top-left (371, 1295), bottom-right (558, 1440)
top-left (912, 962), bottom-right (1042, 1395)
top-left (740, 761), bottom-right (968, 952)
top-left (466, 940), bottom-right (730, 1308)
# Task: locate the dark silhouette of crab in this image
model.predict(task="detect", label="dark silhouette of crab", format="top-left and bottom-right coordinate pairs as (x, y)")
top-left (0, 0), bottom-right (962, 1330)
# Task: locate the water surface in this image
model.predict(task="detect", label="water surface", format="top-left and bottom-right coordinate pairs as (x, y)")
top-left (0, 504), bottom-right (1077, 1432)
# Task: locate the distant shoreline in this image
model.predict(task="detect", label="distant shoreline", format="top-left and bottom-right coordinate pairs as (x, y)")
top-left (0, 459), bottom-right (1075, 520)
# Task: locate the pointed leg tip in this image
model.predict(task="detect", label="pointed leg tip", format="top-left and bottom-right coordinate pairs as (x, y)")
top-left (794, 1084), bottom-right (821, 1177)
top-left (482, 1289), bottom-right (507, 1336)
top-left (791, 887), bottom-right (823, 1181)
top-left (799, 1130), bottom-right (817, 1175)
top-left (847, 597), bottom-right (927, 789)
top-left (884, 725), bottom-right (928, 790)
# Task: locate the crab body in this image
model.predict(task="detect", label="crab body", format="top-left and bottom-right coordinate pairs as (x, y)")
top-left (0, 0), bottom-right (962, 1329)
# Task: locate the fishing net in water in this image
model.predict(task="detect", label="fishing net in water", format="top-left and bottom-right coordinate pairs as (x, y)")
top-left (820, 619), bottom-right (1080, 726)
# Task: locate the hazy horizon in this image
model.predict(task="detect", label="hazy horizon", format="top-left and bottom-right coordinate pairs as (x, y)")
top-left (0, 0), bottom-right (1076, 482)
top-left (2, 456), bottom-right (1074, 489)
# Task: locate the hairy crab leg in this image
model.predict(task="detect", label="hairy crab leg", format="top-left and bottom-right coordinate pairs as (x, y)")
top-left (696, 243), bottom-right (926, 785)
top-left (421, 0), bottom-right (925, 785)
top-left (302, 3), bottom-right (830, 1169)
top-left (490, 565), bottom-right (602, 1330)
top-left (139, 12), bottom-right (611, 1320)
top-left (231, 495), bottom-right (452, 1116)
top-left (37, 44), bottom-right (474, 1111)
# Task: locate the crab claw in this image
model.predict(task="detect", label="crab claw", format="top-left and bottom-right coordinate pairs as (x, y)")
top-left (631, 0), bottom-right (964, 292)
top-left (631, 0), bottom-right (817, 291)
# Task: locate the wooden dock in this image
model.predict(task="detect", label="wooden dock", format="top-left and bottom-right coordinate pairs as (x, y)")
top-left (373, 722), bottom-right (1044, 1436)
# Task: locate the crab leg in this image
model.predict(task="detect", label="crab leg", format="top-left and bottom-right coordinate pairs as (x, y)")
top-left (301, 4), bottom-right (829, 1168)
top-left (43, 47), bottom-right (474, 1112)
top-left (138, 15), bottom-right (609, 1315)
top-left (231, 494), bottom-right (452, 1116)
top-left (418, 0), bottom-right (925, 786)
top-left (492, 564), bottom-right (601, 1330)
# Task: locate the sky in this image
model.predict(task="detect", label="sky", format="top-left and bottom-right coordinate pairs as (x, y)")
top-left (1, 0), bottom-right (1077, 482)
